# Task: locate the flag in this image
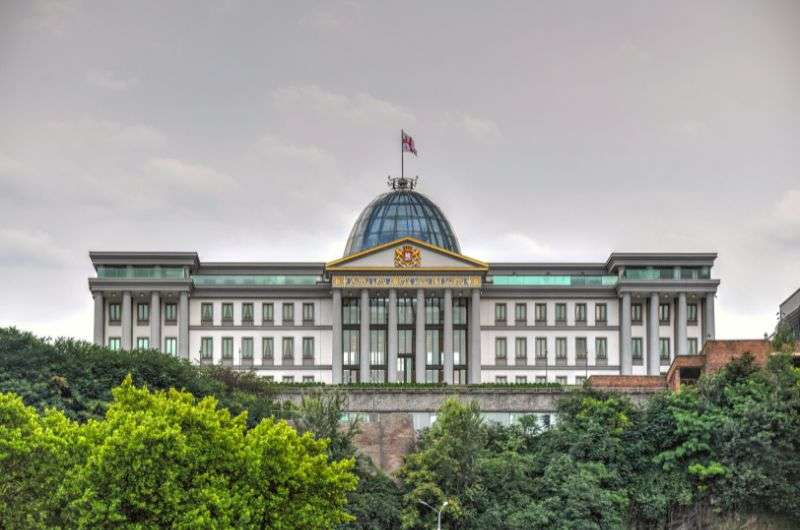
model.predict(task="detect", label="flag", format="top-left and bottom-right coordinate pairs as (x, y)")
top-left (402, 130), bottom-right (418, 156)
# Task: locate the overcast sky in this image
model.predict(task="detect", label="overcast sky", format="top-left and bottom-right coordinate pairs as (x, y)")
top-left (1, 1), bottom-right (798, 341)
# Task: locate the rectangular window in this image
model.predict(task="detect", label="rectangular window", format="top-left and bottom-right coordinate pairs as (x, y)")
top-left (495, 303), bottom-right (507, 323)
top-left (303, 303), bottom-right (315, 323)
top-left (425, 329), bottom-right (441, 365)
top-left (595, 303), bottom-right (607, 324)
top-left (282, 303), bottom-right (294, 325)
top-left (453, 298), bottom-right (467, 325)
top-left (282, 337), bottom-right (294, 361)
top-left (535, 376), bottom-right (547, 383)
top-left (515, 337), bottom-right (527, 362)
top-left (222, 303), bottom-right (234, 323)
top-left (425, 298), bottom-right (442, 325)
top-left (241, 337), bottom-right (254, 359)
top-left (164, 303), bottom-right (177, 323)
top-left (453, 329), bottom-right (466, 365)
top-left (555, 337), bottom-right (567, 359)
top-left (595, 337), bottom-right (608, 360)
top-left (282, 376), bottom-right (295, 383)
top-left (342, 329), bottom-right (359, 365)
top-left (535, 303), bottom-right (547, 324)
top-left (370, 330), bottom-right (386, 365)
top-left (370, 298), bottom-right (388, 325)
top-left (222, 337), bottom-right (233, 359)
top-left (302, 337), bottom-right (314, 359)
top-left (515, 303), bottom-right (527, 324)
top-left (164, 337), bottom-right (177, 356)
top-left (242, 303), bottom-right (254, 324)
top-left (555, 303), bottom-right (567, 324)
top-left (495, 337), bottom-right (507, 362)
top-left (200, 337), bottom-right (213, 359)
top-left (201, 303), bottom-right (213, 323)
top-left (555, 376), bottom-right (567, 385)
top-left (302, 376), bottom-right (314, 383)
top-left (575, 303), bottom-right (587, 323)
top-left (575, 337), bottom-right (587, 360)
top-left (535, 337), bottom-right (547, 359)
top-left (688, 337), bottom-right (699, 355)
top-left (495, 376), bottom-right (508, 384)
top-left (631, 303), bottom-right (643, 324)
top-left (136, 337), bottom-right (149, 350)
top-left (108, 337), bottom-right (121, 350)
top-left (397, 297), bottom-right (414, 325)
top-left (342, 298), bottom-right (360, 325)
top-left (659, 303), bottom-right (670, 324)
top-left (632, 338), bottom-right (643, 361)
top-left (137, 303), bottom-right (149, 323)
top-left (660, 338), bottom-right (671, 360)
top-left (262, 337), bottom-right (274, 361)
top-left (108, 303), bottom-right (121, 323)
top-left (687, 303), bottom-right (698, 324)
top-left (515, 375), bottom-right (527, 384)
top-left (262, 302), bottom-right (274, 323)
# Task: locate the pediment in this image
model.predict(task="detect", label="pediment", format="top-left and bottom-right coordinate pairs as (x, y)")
top-left (326, 237), bottom-right (488, 272)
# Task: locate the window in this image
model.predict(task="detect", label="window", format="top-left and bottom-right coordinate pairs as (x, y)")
top-left (453, 298), bottom-right (467, 325)
top-left (515, 375), bottom-right (527, 384)
top-left (282, 375), bottom-right (295, 383)
top-left (535, 376), bottom-right (547, 383)
top-left (631, 303), bottom-right (643, 324)
top-left (660, 338), bottom-right (671, 361)
top-left (453, 329), bottom-right (466, 365)
top-left (632, 338), bottom-right (643, 361)
top-left (342, 298), bottom-right (360, 325)
top-left (555, 337), bottom-right (567, 359)
top-left (164, 337), bottom-right (177, 356)
top-left (262, 302), bottom-right (274, 323)
top-left (425, 329), bottom-right (441, 365)
top-left (241, 337), bottom-right (254, 359)
top-left (137, 303), bottom-right (149, 323)
top-left (576, 376), bottom-right (586, 386)
top-left (242, 303), bottom-right (254, 324)
top-left (535, 303), bottom-right (547, 324)
top-left (515, 337), bottom-right (527, 362)
top-left (282, 303), bottom-right (295, 325)
top-left (515, 303), bottom-right (527, 324)
top-left (303, 303), bottom-right (314, 323)
top-left (495, 376), bottom-right (508, 384)
top-left (495, 337), bottom-right (507, 362)
top-left (222, 337), bottom-right (233, 359)
top-left (687, 303), bottom-right (698, 324)
top-left (262, 337), bottom-right (274, 361)
top-left (495, 303), bottom-right (507, 323)
top-left (136, 337), bottom-right (149, 350)
top-left (222, 303), bottom-right (234, 323)
top-left (595, 337), bottom-right (608, 360)
top-left (659, 303), bottom-right (670, 324)
top-left (200, 337), bottom-right (213, 359)
top-left (342, 329), bottom-right (359, 366)
top-left (201, 303), bottom-right (213, 323)
top-left (535, 337), bottom-right (547, 359)
top-left (575, 303), bottom-right (587, 323)
top-left (282, 337), bottom-right (295, 361)
top-left (595, 303), bottom-right (607, 324)
top-left (302, 376), bottom-right (314, 383)
top-left (302, 337), bottom-right (314, 359)
top-left (555, 303), bottom-right (567, 324)
top-left (575, 337), bottom-right (587, 360)
top-left (688, 338), bottom-right (699, 354)
top-left (108, 303), bottom-right (121, 323)
top-left (108, 337), bottom-right (121, 350)
top-left (398, 297), bottom-right (414, 325)
top-left (555, 376), bottom-right (567, 385)
top-left (370, 298), bottom-right (388, 325)
top-left (164, 303), bottom-right (177, 323)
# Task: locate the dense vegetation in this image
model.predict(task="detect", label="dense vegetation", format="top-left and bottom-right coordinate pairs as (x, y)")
top-left (1, 327), bottom-right (799, 528)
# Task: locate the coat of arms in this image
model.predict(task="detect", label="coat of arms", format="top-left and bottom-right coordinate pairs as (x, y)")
top-left (394, 245), bottom-right (421, 268)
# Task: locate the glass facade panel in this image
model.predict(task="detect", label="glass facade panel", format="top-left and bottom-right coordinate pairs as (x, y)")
top-left (426, 329), bottom-right (441, 365)
top-left (342, 329), bottom-right (359, 366)
top-left (490, 275), bottom-right (618, 286)
top-left (97, 266), bottom-right (186, 279)
top-left (192, 275), bottom-right (319, 286)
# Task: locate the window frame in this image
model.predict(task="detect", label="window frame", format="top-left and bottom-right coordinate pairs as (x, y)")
top-left (164, 303), bottom-right (177, 323)
top-left (595, 303), bottom-right (607, 324)
top-left (262, 302), bottom-right (274, 324)
top-left (282, 303), bottom-right (295, 325)
top-left (495, 303), bottom-right (507, 324)
top-left (514, 303), bottom-right (527, 324)
top-left (574, 303), bottom-right (587, 324)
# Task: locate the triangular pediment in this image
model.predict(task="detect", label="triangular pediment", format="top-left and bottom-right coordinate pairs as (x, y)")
top-left (326, 237), bottom-right (488, 272)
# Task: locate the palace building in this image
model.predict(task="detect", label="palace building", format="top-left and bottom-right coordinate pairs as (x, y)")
top-left (88, 176), bottom-right (720, 385)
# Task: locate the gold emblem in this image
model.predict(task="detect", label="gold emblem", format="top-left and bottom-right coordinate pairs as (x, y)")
top-left (394, 245), bottom-right (421, 268)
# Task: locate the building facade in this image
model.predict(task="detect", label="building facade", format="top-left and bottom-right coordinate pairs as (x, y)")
top-left (88, 177), bottom-right (720, 385)
top-left (779, 288), bottom-right (800, 339)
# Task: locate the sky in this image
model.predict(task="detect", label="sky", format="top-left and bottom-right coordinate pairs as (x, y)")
top-left (0, 0), bottom-right (798, 341)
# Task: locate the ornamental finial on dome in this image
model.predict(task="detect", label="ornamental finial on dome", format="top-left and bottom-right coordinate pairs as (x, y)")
top-left (387, 175), bottom-right (418, 191)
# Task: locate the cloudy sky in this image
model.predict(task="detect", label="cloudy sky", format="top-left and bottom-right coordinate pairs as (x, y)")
top-left (1, 1), bottom-right (798, 340)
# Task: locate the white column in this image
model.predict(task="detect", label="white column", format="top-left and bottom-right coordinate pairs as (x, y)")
top-left (121, 291), bottom-right (132, 351)
top-left (332, 289), bottom-right (342, 384)
top-left (150, 291), bottom-right (161, 352)
top-left (93, 292), bottom-right (104, 346)
top-left (415, 288), bottom-right (426, 383)
top-left (387, 289), bottom-right (398, 383)
top-left (178, 291), bottom-right (189, 359)
top-left (443, 289), bottom-right (454, 384)
top-left (677, 293), bottom-right (688, 356)
top-left (469, 288), bottom-right (481, 384)
top-left (360, 289), bottom-right (370, 382)
top-left (648, 292), bottom-right (660, 375)
top-left (620, 292), bottom-right (631, 374)
top-left (704, 293), bottom-right (715, 342)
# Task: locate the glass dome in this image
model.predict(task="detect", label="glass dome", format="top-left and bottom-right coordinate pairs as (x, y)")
top-left (343, 186), bottom-right (460, 256)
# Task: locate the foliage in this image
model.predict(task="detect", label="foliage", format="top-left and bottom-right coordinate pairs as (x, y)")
top-left (0, 376), bottom-right (357, 529)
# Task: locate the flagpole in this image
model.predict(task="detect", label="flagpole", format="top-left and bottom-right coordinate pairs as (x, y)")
top-left (401, 129), bottom-right (404, 179)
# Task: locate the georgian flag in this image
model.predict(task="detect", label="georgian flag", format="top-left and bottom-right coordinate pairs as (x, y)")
top-left (402, 130), bottom-right (418, 156)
